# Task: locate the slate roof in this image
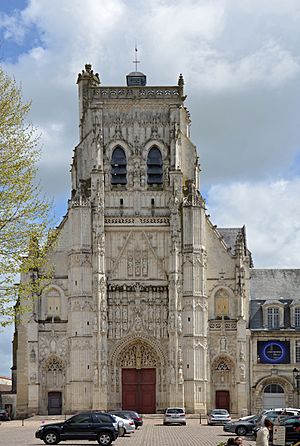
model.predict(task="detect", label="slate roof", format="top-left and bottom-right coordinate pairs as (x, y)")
top-left (218, 228), bottom-right (242, 252)
top-left (218, 227), bottom-right (254, 266)
top-left (249, 269), bottom-right (300, 329)
top-left (250, 269), bottom-right (300, 300)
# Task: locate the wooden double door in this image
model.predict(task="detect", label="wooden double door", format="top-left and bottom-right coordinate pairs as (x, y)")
top-left (216, 390), bottom-right (230, 412)
top-left (122, 368), bottom-right (156, 413)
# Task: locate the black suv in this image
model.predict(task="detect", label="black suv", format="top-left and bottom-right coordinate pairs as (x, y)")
top-left (0, 409), bottom-right (11, 421)
top-left (35, 411), bottom-right (118, 445)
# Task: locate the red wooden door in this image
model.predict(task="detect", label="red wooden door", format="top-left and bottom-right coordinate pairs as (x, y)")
top-left (216, 390), bottom-right (230, 412)
top-left (122, 368), bottom-right (156, 413)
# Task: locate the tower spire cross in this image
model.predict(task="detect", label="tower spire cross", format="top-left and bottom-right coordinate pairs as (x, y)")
top-left (132, 46), bottom-right (140, 72)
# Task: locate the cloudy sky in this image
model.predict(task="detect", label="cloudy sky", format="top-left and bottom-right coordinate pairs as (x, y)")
top-left (1, 0), bottom-right (300, 376)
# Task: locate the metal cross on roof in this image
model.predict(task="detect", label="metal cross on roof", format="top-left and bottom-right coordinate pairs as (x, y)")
top-left (133, 46), bottom-right (140, 72)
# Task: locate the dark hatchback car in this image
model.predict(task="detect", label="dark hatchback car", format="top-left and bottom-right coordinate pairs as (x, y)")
top-left (0, 409), bottom-right (11, 421)
top-left (223, 415), bottom-right (260, 436)
top-left (108, 410), bottom-right (143, 429)
top-left (35, 411), bottom-right (118, 445)
top-left (279, 416), bottom-right (300, 445)
top-left (253, 415), bottom-right (300, 442)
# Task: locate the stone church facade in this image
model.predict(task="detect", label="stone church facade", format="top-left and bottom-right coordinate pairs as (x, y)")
top-left (13, 65), bottom-right (300, 417)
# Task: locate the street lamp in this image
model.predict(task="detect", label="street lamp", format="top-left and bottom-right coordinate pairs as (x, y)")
top-left (293, 368), bottom-right (300, 407)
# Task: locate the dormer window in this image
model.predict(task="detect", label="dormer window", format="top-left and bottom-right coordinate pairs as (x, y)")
top-left (111, 146), bottom-right (127, 185)
top-left (262, 301), bottom-right (284, 329)
top-left (289, 301), bottom-right (300, 328)
top-left (147, 146), bottom-right (163, 184)
top-left (295, 308), bottom-right (300, 328)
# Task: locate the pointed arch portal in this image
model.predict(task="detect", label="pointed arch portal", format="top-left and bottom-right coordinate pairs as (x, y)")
top-left (113, 339), bottom-right (160, 413)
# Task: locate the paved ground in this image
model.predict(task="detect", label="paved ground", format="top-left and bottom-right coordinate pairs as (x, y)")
top-left (0, 418), bottom-right (257, 446)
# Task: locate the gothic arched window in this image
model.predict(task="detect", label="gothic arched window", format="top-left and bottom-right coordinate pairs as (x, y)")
top-left (46, 288), bottom-right (61, 318)
top-left (215, 360), bottom-right (230, 371)
top-left (147, 146), bottom-right (163, 184)
top-left (111, 146), bottom-right (127, 185)
top-left (215, 288), bottom-right (229, 318)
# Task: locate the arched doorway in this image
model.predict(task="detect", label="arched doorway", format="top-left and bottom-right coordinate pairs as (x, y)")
top-left (263, 383), bottom-right (285, 409)
top-left (119, 342), bottom-right (157, 413)
top-left (41, 355), bottom-right (65, 415)
top-left (110, 337), bottom-right (167, 413)
top-left (211, 356), bottom-right (235, 413)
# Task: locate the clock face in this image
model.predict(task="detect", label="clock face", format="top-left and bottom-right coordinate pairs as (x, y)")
top-left (257, 340), bottom-right (290, 364)
top-left (264, 342), bottom-right (284, 361)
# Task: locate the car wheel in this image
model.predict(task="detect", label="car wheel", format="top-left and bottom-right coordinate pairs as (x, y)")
top-left (163, 422), bottom-right (168, 425)
top-left (97, 432), bottom-right (113, 446)
top-left (236, 426), bottom-right (247, 436)
top-left (182, 422), bottom-right (186, 426)
top-left (119, 426), bottom-right (126, 437)
top-left (43, 431), bottom-right (60, 445)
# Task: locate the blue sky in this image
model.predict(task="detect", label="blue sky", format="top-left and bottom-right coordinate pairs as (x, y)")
top-left (1, 0), bottom-right (300, 376)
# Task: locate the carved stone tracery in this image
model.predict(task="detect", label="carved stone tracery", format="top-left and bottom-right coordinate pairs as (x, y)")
top-left (117, 342), bottom-right (158, 369)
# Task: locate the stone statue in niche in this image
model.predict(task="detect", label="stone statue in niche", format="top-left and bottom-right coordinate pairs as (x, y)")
top-left (94, 365), bottom-right (99, 385)
top-left (178, 365), bottom-right (184, 384)
top-left (177, 313), bottom-right (182, 334)
top-left (30, 348), bottom-right (36, 362)
top-left (239, 364), bottom-right (246, 382)
top-left (101, 364), bottom-right (107, 385)
top-left (134, 310), bottom-right (143, 332)
top-left (220, 336), bottom-right (227, 352)
top-left (168, 312), bottom-right (175, 332)
top-left (100, 313), bottom-right (107, 333)
top-left (170, 364), bottom-right (175, 385)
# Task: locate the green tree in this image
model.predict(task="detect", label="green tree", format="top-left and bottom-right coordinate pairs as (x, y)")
top-left (0, 67), bottom-right (53, 326)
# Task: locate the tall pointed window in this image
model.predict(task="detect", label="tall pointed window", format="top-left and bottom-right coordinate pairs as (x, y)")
top-left (147, 146), bottom-right (163, 184)
top-left (111, 146), bottom-right (127, 185)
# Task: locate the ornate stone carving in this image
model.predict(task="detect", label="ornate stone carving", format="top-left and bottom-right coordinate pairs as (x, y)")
top-left (118, 342), bottom-right (158, 368)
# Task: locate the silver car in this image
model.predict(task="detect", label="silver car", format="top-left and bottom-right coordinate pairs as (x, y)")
top-left (110, 414), bottom-right (135, 436)
top-left (163, 407), bottom-right (186, 425)
top-left (208, 409), bottom-right (231, 425)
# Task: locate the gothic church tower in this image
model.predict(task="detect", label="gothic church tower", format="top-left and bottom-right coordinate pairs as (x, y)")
top-left (14, 64), bottom-right (251, 417)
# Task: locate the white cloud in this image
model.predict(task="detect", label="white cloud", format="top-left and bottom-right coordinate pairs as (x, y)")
top-left (0, 11), bottom-right (27, 44)
top-left (207, 178), bottom-right (300, 268)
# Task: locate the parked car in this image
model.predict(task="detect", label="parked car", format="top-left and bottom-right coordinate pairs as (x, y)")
top-left (108, 410), bottom-right (143, 429)
top-left (280, 415), bottom-right (300, 445)
top-left (208, 409), bottom-right (231, 425)
top-left (163, 407), bottom-right (186, 425)
top-left (223, 415), bottom-right (259, 436)
top-left (256, 408), bottom-right (300, 428)
top-left (0, 409), bottom-right (10, 421)
top-left (35, 411), bottom-right (118, 445)
top-left (109, 413), bottom-right (135, 436)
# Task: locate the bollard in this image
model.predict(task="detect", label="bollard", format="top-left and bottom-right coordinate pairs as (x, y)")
top-left (199, 413), bottom-right (202, 424)
top-left (22, 418), bottom-right (24, 426)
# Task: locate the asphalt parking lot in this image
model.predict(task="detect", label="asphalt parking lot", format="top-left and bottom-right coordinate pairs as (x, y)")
top-left (0, 418), bottom-right (257, 446)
